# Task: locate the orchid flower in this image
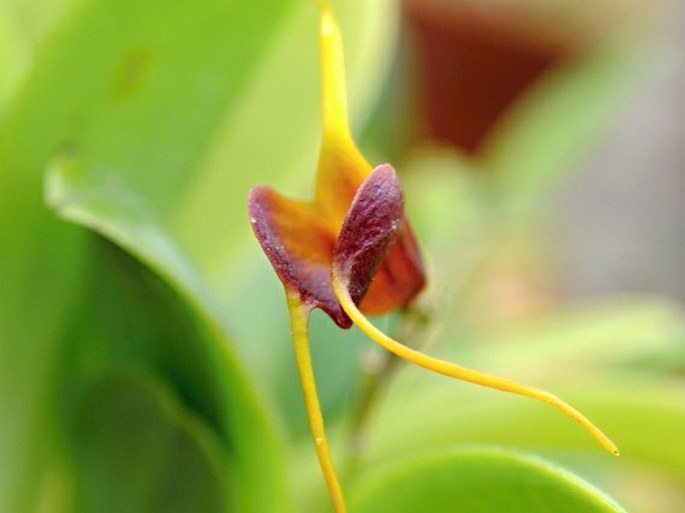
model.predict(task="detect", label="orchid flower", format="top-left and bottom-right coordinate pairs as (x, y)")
top-left (248, 4), bottom-right (618, 512)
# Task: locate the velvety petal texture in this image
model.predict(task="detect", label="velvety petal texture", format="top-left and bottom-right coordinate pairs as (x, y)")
top-left (313, 142), bottom-right (425, 316)
top-left (248, 186), bottom-right (349, 327)
top-left (333, 165), bottom-right (404, 306)
top-left (359, 219), bottom-right (425, 315)
top-left (249, 164), bottom-right (424, 329)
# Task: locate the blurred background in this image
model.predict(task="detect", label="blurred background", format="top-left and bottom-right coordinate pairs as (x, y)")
top-left (391, 0), bottom-right (685, 306)
top-left (1, 0), bottom-right (684, 512)
top-left (551, 0), bottom-right (685, 303)
top-left (357, 2), bottom-right (685, 511)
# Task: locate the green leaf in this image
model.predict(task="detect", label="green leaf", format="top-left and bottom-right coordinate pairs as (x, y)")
top-left (1, 1), bottom-right (397, 510)
top-left (47, 225), bottom-right (288, 513)
top-left (0, 0), bottom-right (73, 118)
top-left (453, 297), bottom-right (685, 378)
top-left (68, 370), bottom-right (230, 513)
top-left (360, 373), bottom-right (685, 509)
top-left (1, 0), bottom-right (74, 50)
top-left (349, 447), bottom-right (626, 513)
top-left (0, 1), bottom-right (296, 507)
top-left (0, 4), bottom-right (28, 115)
top-left (1, 0), bottom-right (305, 285)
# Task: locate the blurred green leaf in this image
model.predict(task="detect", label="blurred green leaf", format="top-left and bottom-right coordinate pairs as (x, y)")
top-left (69, 370), bottom-right (230, 513)
top-left (453, 297), bottom-right (685, 378)
top-left (349, 447), bottom-right (626, 513)
top-left (2, 0), bottom-right (304, 286)
top-left (0, 4), bottom-right (28, 115)
top-left (0, 0), bottom-right (344, 509)
top-left (0, 0), bottom-right (73, 117)
top-left (45, 234), bottom-right (288, 513)
top-left (2, 0), bottom-right (73, 50)
top-left (361, 375), bottom-right (685, 500)
top-left (0, 214), bottom-right (85, 511)
top-left (587, 379), bottom-right (685, 478)
top-left (1, 0), bottom-right (398, 509)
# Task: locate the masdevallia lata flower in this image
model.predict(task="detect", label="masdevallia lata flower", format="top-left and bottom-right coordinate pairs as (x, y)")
top-left (248, 4), bottom-right (618, 512)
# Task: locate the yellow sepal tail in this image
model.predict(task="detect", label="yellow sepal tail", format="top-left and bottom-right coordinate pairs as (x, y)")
top-left (332, 275), bottom-right (620, 456)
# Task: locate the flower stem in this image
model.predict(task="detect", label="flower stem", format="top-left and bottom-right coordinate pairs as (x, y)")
top-left (332, 276), bottom-right (620, 456)
top-left (286, 292), bottom-right (348, 513)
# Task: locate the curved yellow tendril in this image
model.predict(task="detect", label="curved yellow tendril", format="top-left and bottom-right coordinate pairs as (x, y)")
top-left (331, 275), bottom-right (619, 456)
top-left (286, 292), bottom-right (348, 513)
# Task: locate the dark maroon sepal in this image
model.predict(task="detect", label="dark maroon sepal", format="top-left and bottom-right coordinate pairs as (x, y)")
top-left (333, 164), bottom-right (404, 305)
top-left (248, 186), bottom-right (352, 328)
